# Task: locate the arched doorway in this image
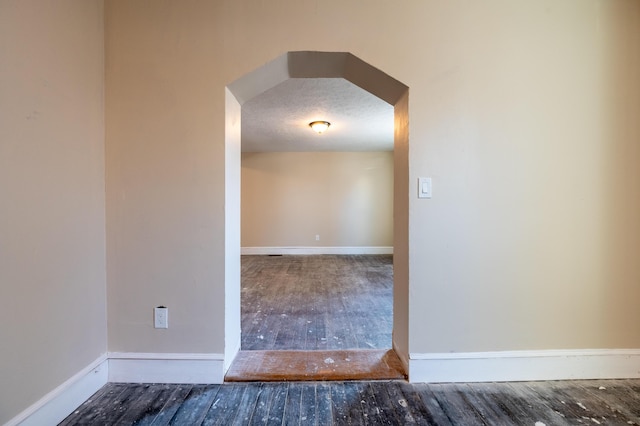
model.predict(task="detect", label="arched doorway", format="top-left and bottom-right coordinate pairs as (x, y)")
top-left (224, 51), bottom-right (409, 380)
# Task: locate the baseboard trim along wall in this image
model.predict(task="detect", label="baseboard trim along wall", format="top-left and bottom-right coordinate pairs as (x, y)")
top-left (7, 355), bottom-right (108, 426)
top-left (241, 246), bottom-right (393, 255)
top-left (12, 348), bottom-right (640, 424)
top-left (108, 352), bottom-right (225, 384)
top-left (408, 349), bottom-right (640, 383)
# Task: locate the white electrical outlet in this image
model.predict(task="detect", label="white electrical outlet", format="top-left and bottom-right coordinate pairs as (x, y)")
top-left (315, 235), bottom-right (320, 241)
top-left (154, 306), bottom-right (168, 329)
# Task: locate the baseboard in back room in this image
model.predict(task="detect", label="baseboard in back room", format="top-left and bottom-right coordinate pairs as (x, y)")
top-left (241, 246), bottom-right (393, 255)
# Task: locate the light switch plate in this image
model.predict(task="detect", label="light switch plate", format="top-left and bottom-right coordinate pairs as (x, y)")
top-left (418, 177), bottom-right (432, 199)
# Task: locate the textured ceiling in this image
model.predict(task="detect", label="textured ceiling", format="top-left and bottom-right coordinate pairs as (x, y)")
top-left (241, 78), bottom-right (394, 152)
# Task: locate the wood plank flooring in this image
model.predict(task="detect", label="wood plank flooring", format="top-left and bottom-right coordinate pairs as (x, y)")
top-left (60, 256), bottom-right (640, 424)
top-left (241, 255), bottom-right (393, 351)
top-left (225, 349), bottom-right (406, 382)
top-left (236, 255), bottom-right (395, 381)
top-left (60, 379), bottom-right (640, 425)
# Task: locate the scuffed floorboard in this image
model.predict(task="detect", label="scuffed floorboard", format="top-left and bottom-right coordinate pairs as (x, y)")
top-left (60, 379), bottom-right (640, 425)
top-left (241, 255), bottom-right (393, 351)
top-left (225, 349), bottom-right (406, 382)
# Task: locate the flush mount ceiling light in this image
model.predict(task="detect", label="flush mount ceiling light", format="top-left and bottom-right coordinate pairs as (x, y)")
top-left (309, 120), bottom-right (331, 134)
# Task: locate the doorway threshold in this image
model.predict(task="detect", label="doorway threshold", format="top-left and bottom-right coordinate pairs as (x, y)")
top-left (225, 349), bottom-right (406, 382)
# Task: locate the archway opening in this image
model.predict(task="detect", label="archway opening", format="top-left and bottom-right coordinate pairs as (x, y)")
top-left (224, 51), bottom-right (409, 380)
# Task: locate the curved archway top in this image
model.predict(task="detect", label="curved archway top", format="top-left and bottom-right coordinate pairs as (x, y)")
top-left (227, 51), bottom-right (408, 106)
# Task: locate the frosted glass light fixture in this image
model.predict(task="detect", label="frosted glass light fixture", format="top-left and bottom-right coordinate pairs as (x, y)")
top-left (309, 120), bottom-right (330, 134)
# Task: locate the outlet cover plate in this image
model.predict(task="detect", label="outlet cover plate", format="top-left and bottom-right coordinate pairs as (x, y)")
top-left (154, 306), bottom-right (168, 329)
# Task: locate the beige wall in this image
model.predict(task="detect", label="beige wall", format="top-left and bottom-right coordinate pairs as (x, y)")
top-left (2, 2), bottom-right (639, 418)
top-left (105, 1), bottom-right (225, 353)
top-left (408, 1), bottom-right (640, 352)
top-left (242, 152), bottom-right (393, 248)
top-left (393, 91), bottom-right (410, 363)
top-left (105, 0), bottom-right (640, 358)
top-left (224, 89), bottom-right (242, 368)
top-left (105, 0), bottom-right (640, 360)
top-left (0, 1), bottom-right (106, 423)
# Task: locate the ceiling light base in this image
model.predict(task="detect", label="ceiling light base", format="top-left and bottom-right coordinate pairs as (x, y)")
top-left (309, 120), bottom-right (330, 134)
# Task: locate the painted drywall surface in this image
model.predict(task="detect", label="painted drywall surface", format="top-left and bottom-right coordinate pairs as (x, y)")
top-left (105, 1), bottom-right (225, 353)
top-left (241, 152), bottom-right (393, 248)
top-left (226, 0), bottom-right (640, 353)
top-left (393, 92), bottom-right (410, 366)
top-left (406, 0), bottom-right (640, 352)
top-left (0, 1), bottom-right (106, 423)
top-left (224, 88), bottom-right (241, 370)
top-left (106, 0), bottom-right (640, 357)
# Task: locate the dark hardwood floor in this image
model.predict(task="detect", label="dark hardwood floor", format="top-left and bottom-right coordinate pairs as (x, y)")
top-left (235, 254), bottom-right (396, 381)
top-left (241, 255), bottom-right (393, 351)
top-left (59, 256), bottom-right (640, 424)
top-left (60, 379), bottom-right (640, 425)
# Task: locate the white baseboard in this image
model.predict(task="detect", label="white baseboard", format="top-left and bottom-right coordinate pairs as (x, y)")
top-left (9, 348), bottom-right (640, 424)
top-left (108, 352), bottom-right (225, 384)
top-left (7, 355), bottom-right (108, 426)
top-left (241, 246), bottom-right (393, 255)
top-left (408, 349), bottom-right (640, 383)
